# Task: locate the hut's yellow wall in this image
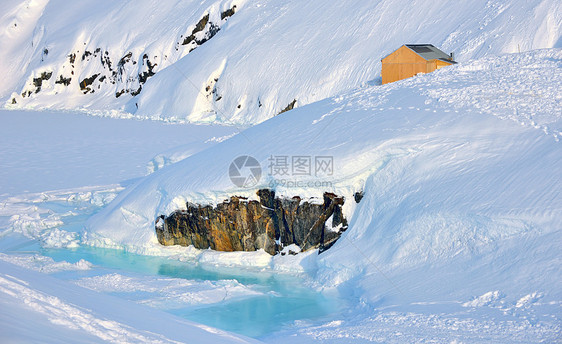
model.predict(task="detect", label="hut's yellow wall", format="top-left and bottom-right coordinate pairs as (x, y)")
top-left (434, 59), bottom-right (453, 69)
top-left (381, 46), bottom-right (453, 84)
top-left (382, 46), bottom-right (426, 84)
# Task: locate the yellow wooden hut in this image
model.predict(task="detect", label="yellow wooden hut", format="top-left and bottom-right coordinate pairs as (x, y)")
top-left (381, 44), bottom-right (456, 84)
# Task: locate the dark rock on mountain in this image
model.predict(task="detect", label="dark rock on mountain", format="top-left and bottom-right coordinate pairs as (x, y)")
top-left (354, 191), bottom-right (364, 203)
top-left (221, 5), bottom-right (237, 20)
top-left (55, 75), bottom-right (72, 86)
top-left (79, 73), bottom-right (100, 94)
top-left (277, 99), bottom-right (297, 115)
top-left (32, 71), bottom-right (52, 94)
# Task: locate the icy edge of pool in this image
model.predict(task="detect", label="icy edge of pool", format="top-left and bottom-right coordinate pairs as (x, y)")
top-left (81, 232), bottom-right (322, 274)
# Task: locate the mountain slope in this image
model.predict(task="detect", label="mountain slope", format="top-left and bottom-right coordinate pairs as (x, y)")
top-left (81, 49), bottom-right (562, 342)
top-left (2, 0), bottom-right (561, 124)
top-left (1, 0), bottom-right (241, 113)
top-left (84, 47), bottom-right (561, 291)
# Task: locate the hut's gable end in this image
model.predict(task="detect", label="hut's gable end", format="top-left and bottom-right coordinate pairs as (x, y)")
top-left (382, 45), bottom-right (425, 64)
top-left (382, 46), bottom-right (428, 84)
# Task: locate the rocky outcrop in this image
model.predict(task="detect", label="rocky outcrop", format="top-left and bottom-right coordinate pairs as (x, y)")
top-left (79, 73), bottom-right (100, 94)
top-left (277, 99), bottom-right (297, 116)
top-left (31, 71), bottom-right (52, 95)
top-left (220, 5), bottom-right (237, 20)
top-left (54, 75), bottom-right (72, 86)
top-left (16, 5), bottom-right (238, 102)
top-left (156, 189), bottom-right (350, 255)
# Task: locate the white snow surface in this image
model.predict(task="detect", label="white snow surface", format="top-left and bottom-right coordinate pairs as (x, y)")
top-left (0, 253), bottom-right (92, 273)
top-left (84, 49), bottom-right (562, 342)
top-left (1, 1), bottom-right (561, 340)
top-left (75, 273), bottom-right (263, 309)
top-left (2, 0), bottom-right (561, 124)
top-left (0, 48), bottom-right (559, 342)
top-left (0, 259), bottom-right (260, 343)
top-left (87, 48), bottom-right (562, 254)
top-left (0, 110), bottom-right (235, 195)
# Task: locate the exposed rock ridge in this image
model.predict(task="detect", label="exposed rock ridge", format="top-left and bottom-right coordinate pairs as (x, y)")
top-left (156, 189), bottom-right (350, 255)
top-left (13, 5), bottom-right (237, 103)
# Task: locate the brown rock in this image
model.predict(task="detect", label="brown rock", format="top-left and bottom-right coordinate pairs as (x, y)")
top-left (156, 189), bottom-right (348, 255)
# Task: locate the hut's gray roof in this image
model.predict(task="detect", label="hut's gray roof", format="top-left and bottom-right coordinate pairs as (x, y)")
top-left (405, 44), bottom-right (456, 63)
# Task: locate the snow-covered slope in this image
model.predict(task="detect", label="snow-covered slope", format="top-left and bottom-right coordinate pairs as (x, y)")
top-left (1, 0), bottom-right (242, 115)
top-left (86, 48), bottom-right (562, 250)
top-left (2, 0), bottom-right (561, 124)
top-left (79, 50), bottom-right (562, 342)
